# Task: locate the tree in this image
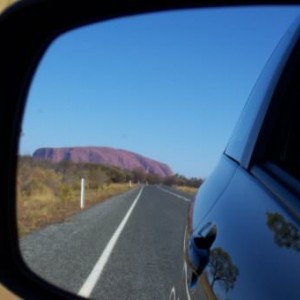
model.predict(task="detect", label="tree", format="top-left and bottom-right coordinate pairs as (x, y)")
top-left (88, 164), bottom-right (109, 188)
top-left (132, 168), bottom-right (147, 183)
top-left (146, 173), bottom-right (163, 184)
top-left (266, 212), bottom-right (300, 252)
top-left (209, 247), bottom-right (239, 292)
top-left (109, 168), bottom-right (126, 183)
top-left (163, 175), bottom-right (176, 186)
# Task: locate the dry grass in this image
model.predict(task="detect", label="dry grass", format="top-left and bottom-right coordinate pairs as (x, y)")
top-left (0, 284), bottom-right (20, 300)
top-left (174, 185), bottom-right (198, 196)
top-left (0, 0), bottom-right (18, 14)
top-left (17, 183), bottom-right (136, 237)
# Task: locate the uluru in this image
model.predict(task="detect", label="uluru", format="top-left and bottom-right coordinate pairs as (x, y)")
top-left (33, 146), bottom-right (173, 178)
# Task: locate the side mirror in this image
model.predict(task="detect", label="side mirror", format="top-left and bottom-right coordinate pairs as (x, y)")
top-left (185, 222), bottom-right (217, 288)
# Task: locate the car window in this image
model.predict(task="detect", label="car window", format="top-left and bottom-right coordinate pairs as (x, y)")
top-left (250, 34), bottom-right (300, 206)
top-left (269, 98), bottom-right (300, 180)
top-left (262, 37), bottom-right (300, 182)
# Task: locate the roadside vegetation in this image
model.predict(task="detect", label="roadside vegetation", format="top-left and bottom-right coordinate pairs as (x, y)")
top-left (175, 185), bottom-right (199, 196)
top-left (0, 0), bottom-right (18, 14)
top-left (17, 156), bottom-right (203, 237)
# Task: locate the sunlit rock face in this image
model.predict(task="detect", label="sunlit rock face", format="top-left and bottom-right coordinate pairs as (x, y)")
top-left (33, 146), bottom-right (173, 177)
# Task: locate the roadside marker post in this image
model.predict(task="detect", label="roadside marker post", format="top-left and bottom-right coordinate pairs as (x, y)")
top-left (80, 178), bottom-right (85, 209)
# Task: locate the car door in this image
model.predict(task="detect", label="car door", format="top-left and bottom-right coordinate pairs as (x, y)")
top-left (180, 15), bottom-right (300, 300)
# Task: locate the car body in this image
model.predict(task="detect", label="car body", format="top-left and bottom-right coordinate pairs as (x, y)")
top-left (182, 14), bottom-right (300, 300)
top-left (1, 1), bottom-right (300, 299)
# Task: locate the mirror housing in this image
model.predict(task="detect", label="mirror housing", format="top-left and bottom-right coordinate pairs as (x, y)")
top-left (0, 0), bottom-right (291, 299)
top-left (185, 223), bottom-right (217, 288)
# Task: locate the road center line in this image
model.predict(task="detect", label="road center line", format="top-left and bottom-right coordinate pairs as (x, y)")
top-left (78, 186), bottom-right (144, 298)
top-left (157, 186), bottom-right (191, 202)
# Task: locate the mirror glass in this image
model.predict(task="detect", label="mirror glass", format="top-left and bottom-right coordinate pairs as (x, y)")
top-left (17, 6), bottom-right (300, 299)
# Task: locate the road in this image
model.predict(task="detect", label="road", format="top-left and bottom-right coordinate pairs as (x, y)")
top-left (19, 185), bottom-right (193, 299)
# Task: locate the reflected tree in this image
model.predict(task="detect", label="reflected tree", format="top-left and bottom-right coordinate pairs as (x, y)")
top-left (266, 212), bottom-right (300, 252)
top-left (209, 247), bottom-right (239, 292)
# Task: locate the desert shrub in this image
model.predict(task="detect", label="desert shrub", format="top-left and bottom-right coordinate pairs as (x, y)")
top-left (59, 184), bottom-right (73, 202)
top-left (23, 179), bottom-right (48, 196)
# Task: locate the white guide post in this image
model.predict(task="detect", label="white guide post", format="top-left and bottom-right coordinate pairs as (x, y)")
top-left (80, 178), bottom-right (85, 209)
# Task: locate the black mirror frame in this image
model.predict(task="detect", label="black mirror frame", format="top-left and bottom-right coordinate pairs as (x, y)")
top-left (0, 0), bottom-right (297, 299)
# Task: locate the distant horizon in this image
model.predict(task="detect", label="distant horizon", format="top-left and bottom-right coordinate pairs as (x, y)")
top-left (21, 143), bottom-right (218, 178)
top-left (19, 6), bottom-right (300, 178)
top-left (23, 144), bottom-right (176, 164)
top-left (30, 146), bottom-right (183, 178)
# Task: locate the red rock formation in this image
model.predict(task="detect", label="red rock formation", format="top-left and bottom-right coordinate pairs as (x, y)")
top-left (33, 146), bottom-right (173, 177)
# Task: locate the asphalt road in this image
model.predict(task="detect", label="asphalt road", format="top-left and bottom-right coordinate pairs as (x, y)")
top-left (19, 185), bottom-right (193, 299)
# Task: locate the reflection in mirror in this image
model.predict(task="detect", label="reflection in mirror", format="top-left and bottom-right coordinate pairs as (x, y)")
top-left (208, 247), bottom-right (239, 292)
top-left (184, 244), bottom-right (239, 299)
top-left (266, 212), bottom-right (300, 252)
top-left (17, 7), bottom-right (300, 299)
top-left (194, 247), bottom-right (239, 300)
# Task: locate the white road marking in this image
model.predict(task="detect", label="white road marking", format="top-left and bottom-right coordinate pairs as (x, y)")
top-left (157, 186), bottom-right (191, 202)
top-left (169, 286), bottom-right (176, 300)
top-left (169, 226), bottom-right (191, 300)
top-left (184, 262), bottom-right (191, 300)
top-left (78, 186), bottom-right (144, 298)
top-left (183, 226), bottom-right (191, 300)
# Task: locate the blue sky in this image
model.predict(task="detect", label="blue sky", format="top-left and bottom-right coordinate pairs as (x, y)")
top-left (20, 6), bottom-right (300, 178)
